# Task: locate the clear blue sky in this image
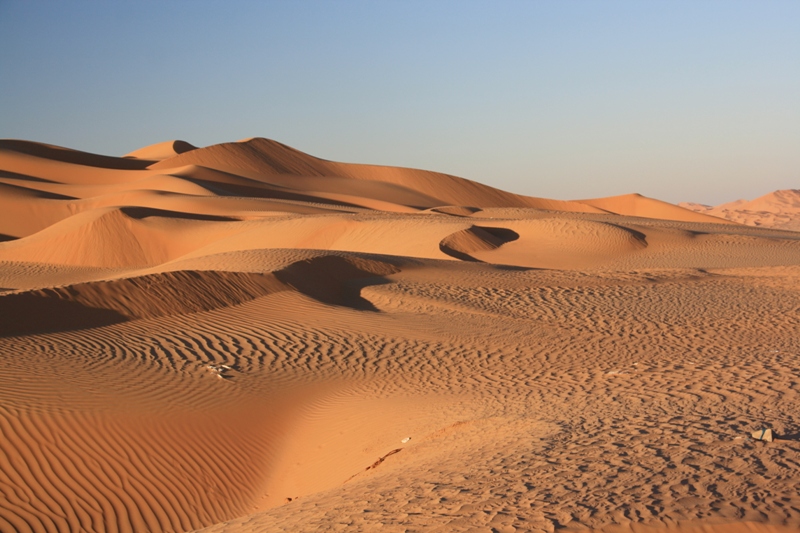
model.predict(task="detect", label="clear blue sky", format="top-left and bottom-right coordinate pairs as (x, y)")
top-left (1, 1), bottom-right (798, 205)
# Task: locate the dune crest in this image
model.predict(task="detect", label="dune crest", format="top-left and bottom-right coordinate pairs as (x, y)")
top-left (681, 190), bottom-right (800, 231)
top-left (580, 193), bottom-right (731, 225)
top-left (2, 137), bottom-right (800, 533)
top-left (439, 225), bottom-right (520, 261)
top-left (124, 139), bottom-right (197, 161)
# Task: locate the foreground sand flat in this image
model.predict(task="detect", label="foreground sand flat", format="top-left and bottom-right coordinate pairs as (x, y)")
top-left (1, 139), bottom-right (799, 533)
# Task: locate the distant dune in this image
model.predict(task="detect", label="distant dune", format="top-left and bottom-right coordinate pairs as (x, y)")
top-left (1, 138), bottom-right (799, 533)
top-left (0, 137), bottom-right (728, 251)
top-left (124, 139), bottom-right (198, 161)
top-left (680, 189), bottom-right (800, 231)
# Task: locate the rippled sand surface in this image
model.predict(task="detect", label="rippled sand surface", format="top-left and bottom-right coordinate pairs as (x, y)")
top-left (1, 138), bottom-right (799, 532)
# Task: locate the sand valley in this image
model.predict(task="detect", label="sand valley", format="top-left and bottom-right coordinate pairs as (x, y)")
top-left (1, 138), bottom-right (799, 533)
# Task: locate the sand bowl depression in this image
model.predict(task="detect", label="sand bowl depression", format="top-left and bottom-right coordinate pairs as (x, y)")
top-left (1, 138), bottom-right (799, 533)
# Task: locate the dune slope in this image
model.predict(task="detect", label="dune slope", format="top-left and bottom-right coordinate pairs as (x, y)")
top-left (681, 190), bottom-right (800, 231)
top-left (1, 138), bottom-right (799, 533)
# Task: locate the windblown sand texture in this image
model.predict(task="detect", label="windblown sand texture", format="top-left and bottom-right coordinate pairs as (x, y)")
top-left (1, 138), bottom-right (800, 533)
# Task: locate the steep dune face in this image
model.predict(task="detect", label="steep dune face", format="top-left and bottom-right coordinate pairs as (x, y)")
top-left (0, 140), bottom-right (152, 170)
top-left (0, 270), bottom-right (289, 336)
top-left (2, 138), bottom-right (800, 533)
top-left (681, 190), bottom-right (800, 231)
top-left (124, 140), bottom-right (198, 161)
top-left (0, 136), bottom-right (720, 239)
top-left (0, 137), bottom-right (788, 273)
top-left (149, 138), bottom-right (335, 177)
top-left (0, 255), bottom-right (399, 337)
top-left (145, 138), bottom-right (741, 222)
top-left (4, 253), bottom-right (800, 533)
top-left (0, 136), bottom-right (785, 275)
top-left (150, 138), bottom-right (606, 212)
top-left (439, 225), bottom-right (520, 261)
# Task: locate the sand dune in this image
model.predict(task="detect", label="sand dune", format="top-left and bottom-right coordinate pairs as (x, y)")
top-left (580, 193), bottom-right (731, 225)
top-left (148, 138), bottom-right (543, 210)
top-left (680, 190), bottom-right (800, 231)
top-left (1, 138), bottom-right (799, 533)
top-left (124, 140), bottom-right (198, 161)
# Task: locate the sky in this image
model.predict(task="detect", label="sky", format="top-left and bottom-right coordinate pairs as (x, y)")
top-left (1, 1), bottom-right (798, 205)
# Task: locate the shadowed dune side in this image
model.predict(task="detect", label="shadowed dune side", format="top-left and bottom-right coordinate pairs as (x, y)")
top-left (427, 205), bottom-right (483, 217)
top-left (273, 255), bottom-right (400, 310)
top-left (154, 164), bottom-right (424, 213)
top-left (3, 247), bottom-right (800, 532)
top-left (439, 225), bottom-right (520, 262)
top-left (0, 181), bottom-right (361, 241)
top-left (124, 140), bottom-right (198, 161)
top-left (2, 138), bottom-right (471, 214)
top-left (4, 136), bottom-right (800, 533)
top-left (149, 138), bottom-right (605, 212)
top-left (0, 172), bottom-right (221, 204)
top-left (119, 206), bottom-right (238, 222)
top-left (147, 138), bottom-right (730, 222)
top-left (0, 255), bottom-right (403, 337)
top-left (0, 140), bottom-right (153, 170)
top-left (0, 295), bottom-right (126, 336)
top-left (1, 137), bottom-right (723, 224)
top-left (2, 205), bottom-right (798, 278)
top-left (148, 138), bottom-right (335, 177)
top-left (0, 270), bottom-right (289, 337)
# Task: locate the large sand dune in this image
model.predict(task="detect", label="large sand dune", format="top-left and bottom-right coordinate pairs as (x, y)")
top-left (1, 138), bottom-right (799, 533)
top-left (680, 190), bottom-right (800, 231)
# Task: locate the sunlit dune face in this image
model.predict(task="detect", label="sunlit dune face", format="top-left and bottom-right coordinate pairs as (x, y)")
top-left (1, 139), bottom-right (799, 533)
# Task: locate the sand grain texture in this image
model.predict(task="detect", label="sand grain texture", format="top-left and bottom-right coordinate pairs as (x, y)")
top-left (1, 138), bottom-right (799, 533)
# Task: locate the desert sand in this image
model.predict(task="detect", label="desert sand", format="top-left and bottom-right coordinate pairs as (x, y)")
top-left (680, 190), bottom-right (800, 232)
top-left (1, 138), bottom-right (799, 533)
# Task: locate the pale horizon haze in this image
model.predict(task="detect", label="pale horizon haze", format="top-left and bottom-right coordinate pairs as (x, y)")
top-left (1, 1), bottom-right (798, 206)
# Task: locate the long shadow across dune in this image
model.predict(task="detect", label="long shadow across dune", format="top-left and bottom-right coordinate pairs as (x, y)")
top-left (184, 177), bottom-right (366, 209)
top-left (0, 271), bottom-right (286, 337)
top-left (439, 225), bottom-right (520, 262)
top-left (273, 255), bottom-right (399, 311)
top-left (0, 294), bottom-right (126, 337)
top-left (0, 255), bottom-right (400, 337)
top-left (119, 206), bottom-right (241, 222)
top-left (0, 140), bottom-right (153, 170)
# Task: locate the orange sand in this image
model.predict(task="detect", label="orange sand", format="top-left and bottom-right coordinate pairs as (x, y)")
top-left (680, 190), bottom-right (800, 231)
top-left (1, 138), bottom-right (799, 533)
